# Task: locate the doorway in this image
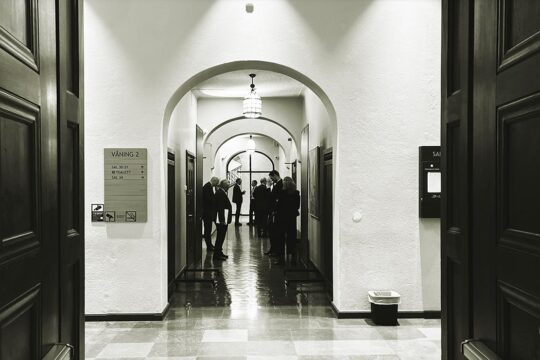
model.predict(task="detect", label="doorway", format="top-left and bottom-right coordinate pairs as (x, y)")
top-left (186, 152), bottom-right (197, 267)
top-left (321, 148), bottom-right (333, 297)
top-left (167, 151), bottom-right (176, 298)
top-left (226, 150), bottom-right (275, 216)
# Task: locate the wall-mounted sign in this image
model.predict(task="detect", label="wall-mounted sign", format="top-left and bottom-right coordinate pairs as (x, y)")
top-left (419, 146), bottom-right (441, 218)
top-left (104, 148), bottom-right (147, 223)
top-left (91, 204), bottom-right (104, 222)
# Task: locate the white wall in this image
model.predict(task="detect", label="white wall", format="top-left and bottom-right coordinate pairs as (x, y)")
top-left (167, 92), bottom-right (197, 274)
top-left (84, 0), bottom-right (441, 314)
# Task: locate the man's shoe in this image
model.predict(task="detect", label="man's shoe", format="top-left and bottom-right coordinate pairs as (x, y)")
top-left (206, 245), bottom-right (215, 251)
top-left (213, 253), bottom-right (227, 261)
top-left (235, 223), bottom-right (242, 227)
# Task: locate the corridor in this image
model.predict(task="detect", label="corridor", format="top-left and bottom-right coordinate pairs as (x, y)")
top-left (85, 225), bottom-right (441, 359)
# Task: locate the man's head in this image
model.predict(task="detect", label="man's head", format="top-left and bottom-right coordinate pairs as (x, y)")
top-left (236, 178), bottom-right (242, 185)
top-left (260, 177), bottom-right (267, 186)
top-left (251, 180), bottom-right (257, 187)
top-left (268, 170), bottom-right (281, 183)
top-left (210, 177), bottom-right (220, 186)
top-left (219, 179), bottom-right (231, 190)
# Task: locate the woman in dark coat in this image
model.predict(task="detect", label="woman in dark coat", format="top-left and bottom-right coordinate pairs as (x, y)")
top-left (275, 176), bottom-right (300, 264)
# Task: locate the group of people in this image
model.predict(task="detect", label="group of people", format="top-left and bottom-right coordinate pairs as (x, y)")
top-left (202, 170), bottom-right (300, 265)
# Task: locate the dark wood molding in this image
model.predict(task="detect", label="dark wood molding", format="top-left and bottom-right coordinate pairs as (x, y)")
top-left (85, 303), bottom-right (170, 322)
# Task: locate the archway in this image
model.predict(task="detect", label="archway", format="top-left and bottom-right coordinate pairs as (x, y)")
top-left (164, 60), bottom-right (338, 296)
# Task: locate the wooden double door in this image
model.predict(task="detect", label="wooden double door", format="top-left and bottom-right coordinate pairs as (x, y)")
top-left (0, 0), bottom-right (84, 359)
top-left (442, 1), bottom-right (540, 358)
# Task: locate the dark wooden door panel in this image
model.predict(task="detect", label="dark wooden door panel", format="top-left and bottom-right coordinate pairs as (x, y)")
top-left (321, 148), bottom-right (333, 296)
top-left (442, 1), bottom-right (472, 358)
top-left (0, 0), bottom-right (63, 358)
top-left (1, 0), bottom-right (84, 358)
top-left (196, 126), bottom-right (204, 264)
top-left (168, 152), bottom-right (176, 297)
top-left (186, 152), bottom-right (196, 267)
top-left (58, 0), bottom-right (84, 357)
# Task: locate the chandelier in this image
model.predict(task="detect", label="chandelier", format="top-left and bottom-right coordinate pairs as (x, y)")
top-left (243, 73), bottom-right (262, 119)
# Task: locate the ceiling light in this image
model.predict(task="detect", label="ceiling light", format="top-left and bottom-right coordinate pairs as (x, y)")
top-left (247, 134), bottom-right (256, 155)
top-left (243, 74), bottom-right (262, 119)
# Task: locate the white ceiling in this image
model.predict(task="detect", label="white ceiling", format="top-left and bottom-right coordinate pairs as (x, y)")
top-left (192, 70), bottom-right (306, 98)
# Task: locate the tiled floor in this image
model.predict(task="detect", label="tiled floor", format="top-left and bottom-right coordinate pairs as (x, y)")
top-left (86, 222), bottom-right (441, 359)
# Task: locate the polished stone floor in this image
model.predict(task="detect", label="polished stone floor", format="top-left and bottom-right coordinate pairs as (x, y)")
top-left (86, 222), bottom-right (441, 359)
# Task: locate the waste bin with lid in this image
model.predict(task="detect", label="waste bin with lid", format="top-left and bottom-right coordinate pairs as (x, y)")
top-left (368, 291), bottom-right (400, 325)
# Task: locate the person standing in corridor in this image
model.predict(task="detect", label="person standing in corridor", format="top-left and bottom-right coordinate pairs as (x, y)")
top-left (202, 176), bottom-right (219, 251)
top-left (213, 179), bottom-right (233, 261)
top-left (254, 177), bottom-right (271, 237)
top-left (277, 177), bottom-right (300, 265)
top-left (232, 178), bottom-right (245, 226)
top-left (266, 170), bottom-right (284, 261)
top-left (247, 179), bottom-right (258, 226)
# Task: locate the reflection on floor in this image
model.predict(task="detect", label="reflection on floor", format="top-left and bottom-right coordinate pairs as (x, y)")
top-left (86, 223), bottom-right (441, 359)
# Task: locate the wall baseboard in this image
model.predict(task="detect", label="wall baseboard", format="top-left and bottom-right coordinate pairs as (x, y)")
top-left (330, 302), bottom-right (441, 319)
top-left (85, 303), bottom-right (170, 322)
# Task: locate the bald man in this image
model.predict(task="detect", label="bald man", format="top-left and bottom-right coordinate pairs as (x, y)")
top-left (202, 176), bottom-right (220, 251)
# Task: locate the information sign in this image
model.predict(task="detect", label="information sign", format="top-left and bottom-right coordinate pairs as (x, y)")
top-left (104, 148), bottom-right (147, 222)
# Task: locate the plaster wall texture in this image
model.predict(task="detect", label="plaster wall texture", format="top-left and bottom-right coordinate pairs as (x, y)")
top-left (84, 0), bottom-right (441, 314)
top-left (167, 93), bottom-right (197, 274)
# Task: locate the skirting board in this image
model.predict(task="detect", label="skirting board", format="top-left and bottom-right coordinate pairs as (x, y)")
top-left (85, 303), bottom-right (170, 322)
top-left (330, 302), bottom-right (441, 319)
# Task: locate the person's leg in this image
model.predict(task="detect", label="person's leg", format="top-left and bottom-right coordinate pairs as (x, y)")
top-left (213, 224), bottom-right (227, 259)
top-left (286, 218), bottom-right (297, 263)
top-left (203, 217), bottom-right (214, 250)
top-left (235, 202), bottom-right (242, 226)
top-left (248, 200), bottom-right (254, 225)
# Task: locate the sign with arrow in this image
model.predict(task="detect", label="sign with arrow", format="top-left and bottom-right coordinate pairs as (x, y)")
top-left (104, 148), bottom-right (147, 222)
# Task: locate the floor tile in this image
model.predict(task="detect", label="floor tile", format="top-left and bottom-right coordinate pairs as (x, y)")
top-left (96, 342), bottom-right (153, 358)
top-left (202, 329), bottom-right (248, 342)
top-left (294, 340), bottom-right (395, 356)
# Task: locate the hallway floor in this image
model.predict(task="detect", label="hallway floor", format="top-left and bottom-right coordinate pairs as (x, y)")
top-left (86, 223), bottom-right (441, 359)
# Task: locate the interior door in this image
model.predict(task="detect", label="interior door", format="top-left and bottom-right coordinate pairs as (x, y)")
top-left (58, 0), bottom-right (84, 358)
top-left (186, 152), bottom-right (196, 267)
top-left (471, 1), bottom-right (540, 358)
top-left (321, 148), bottom-right (333, 297)
top-left (195, 126), bottom-right (204, 262)
top-left (300, 125), bottom-right (310, 264)
top-left (441, 1), bottom-right (472, 358)
top-left (167, 152), bottom-right (176, 298)
top-left (0, 0), bottom-right (83, 358)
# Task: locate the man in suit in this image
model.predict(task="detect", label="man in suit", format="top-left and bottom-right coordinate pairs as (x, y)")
top-left (214, 179), bottom-right (233, 260)
top-left (247, 179), bottom-right (258, 226)
top-left (202, 176), bottom-right (219, 251)
top-left (232, 178), bottom-right (245, 226)
top-left (254, 178), bottom-right (271, 237)
top-left (266, 170), bottom-right (284, 259)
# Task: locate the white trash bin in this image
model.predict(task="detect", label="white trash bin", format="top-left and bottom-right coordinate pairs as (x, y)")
top-left (368, 291), bottom-right (400, 325)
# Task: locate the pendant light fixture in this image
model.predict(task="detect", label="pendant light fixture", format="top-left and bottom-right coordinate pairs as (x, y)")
top-left (243, 73), bottom-right (262, 119)
top-left (246, 134), bottom-right (256, 156)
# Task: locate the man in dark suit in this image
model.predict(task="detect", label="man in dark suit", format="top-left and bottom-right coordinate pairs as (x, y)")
top-left (266, 170), bottom-right (284, 260)
top-left (253, 178), bottom-right (271, 237)
top-left (213, 179), bottom-right (233, 260)
top-left (232, 178), bottom-right (245, 226)
top-left (202, 176), bottom-right (219, 251)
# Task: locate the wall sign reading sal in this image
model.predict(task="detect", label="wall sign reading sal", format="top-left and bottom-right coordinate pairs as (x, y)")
top-left (104, 148), bottom-right (148, 223)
